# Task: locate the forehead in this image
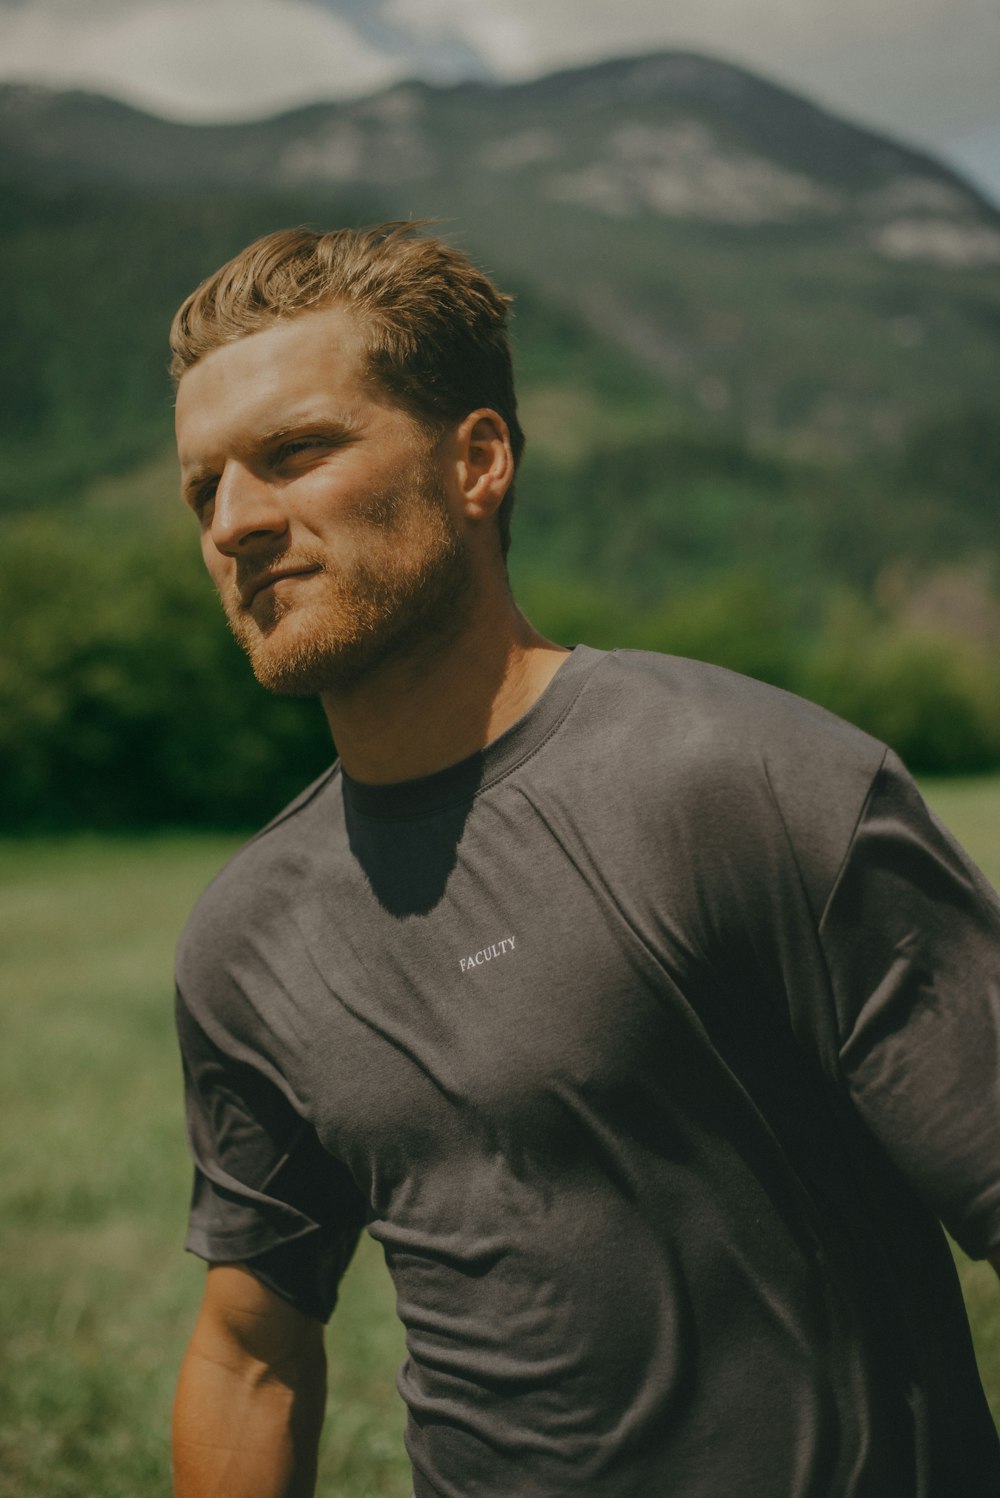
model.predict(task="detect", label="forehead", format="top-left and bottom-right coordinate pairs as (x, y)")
top-left (174, 303), bottom-right (374, 461)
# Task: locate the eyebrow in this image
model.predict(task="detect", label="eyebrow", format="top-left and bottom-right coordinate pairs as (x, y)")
top-left (264, 401), bottom-right (374, 442)
top-left (256, 417), bottom-right (357, 446)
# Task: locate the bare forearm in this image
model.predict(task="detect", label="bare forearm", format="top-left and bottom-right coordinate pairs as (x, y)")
top-left (172, 1334), bottom-right (326, 1498)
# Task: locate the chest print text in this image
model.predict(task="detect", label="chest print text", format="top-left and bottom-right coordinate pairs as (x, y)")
top-left (459, 936), bottom-right (517, 974)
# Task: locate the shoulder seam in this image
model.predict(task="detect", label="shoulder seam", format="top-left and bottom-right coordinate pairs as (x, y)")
top-left (242, 761), bottom-right (341, 848)
top-left (817, 746), bottom-right (890, 934)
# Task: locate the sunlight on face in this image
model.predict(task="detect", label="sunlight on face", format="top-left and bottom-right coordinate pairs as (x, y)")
top-left (175, 304), bottom-right (474, 696)
top-left (224, 448), bottom-right (473, 696)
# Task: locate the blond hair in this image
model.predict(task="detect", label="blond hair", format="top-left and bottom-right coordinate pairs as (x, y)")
top-left (169, 223), bottom-right (524, 555)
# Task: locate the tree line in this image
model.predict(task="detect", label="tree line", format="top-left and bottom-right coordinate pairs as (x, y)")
top-left (4, 503), bottom-right (999, 833)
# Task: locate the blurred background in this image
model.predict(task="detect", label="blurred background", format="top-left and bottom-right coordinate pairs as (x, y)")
top-left (1, 2), bottom-right (999, 1493)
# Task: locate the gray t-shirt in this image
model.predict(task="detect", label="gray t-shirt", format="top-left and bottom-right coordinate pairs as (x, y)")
top-left (176, 646), bottom-right (1000, 1497)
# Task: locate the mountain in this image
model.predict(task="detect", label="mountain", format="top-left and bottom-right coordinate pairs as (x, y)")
top-left (5, 46), bottom-right (999, 491)
top-left (3, 51), bottom-right (998, 244)
top-left (2, 50), bottom-right (999, 505)
top-left (4, 53), bottom-right (1000, 822)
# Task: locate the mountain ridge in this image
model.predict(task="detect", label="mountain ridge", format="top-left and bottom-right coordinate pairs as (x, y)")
top-left (3, 51), bottom-right (1000, 812)
top-left (2, 48), bottom-right (999, 509)
top-left (1, 50), bottom-right (996, 231)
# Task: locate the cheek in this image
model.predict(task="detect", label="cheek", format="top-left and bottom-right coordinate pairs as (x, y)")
top-left (199, 533), bottom-right (232, 593)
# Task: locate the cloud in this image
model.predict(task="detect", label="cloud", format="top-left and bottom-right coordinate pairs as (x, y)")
top-left (0, 0), bottom-right (997, 154)
top-left (373, 0), bottom-right (1000, 139)
top-left (0, 0), bottom-right (403, 118)
top-left (383, 0), bottom-right (531, 76)
top-left (308, 0), bottom-right (497, 81)
top-left (779, 5), bottom-right (1000, 142)
top-left (373, 0), bottom-right (1000, 197)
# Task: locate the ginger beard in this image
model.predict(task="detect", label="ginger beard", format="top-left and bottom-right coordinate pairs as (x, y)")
top-left (220, 449), bottom-right (473, 697)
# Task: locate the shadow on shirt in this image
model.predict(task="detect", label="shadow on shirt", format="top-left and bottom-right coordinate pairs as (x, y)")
top-left (343, 787), bottom-right (476, 918)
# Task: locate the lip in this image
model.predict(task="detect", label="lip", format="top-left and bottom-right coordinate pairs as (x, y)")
top-left (240, 565), bottom-right (321, 607)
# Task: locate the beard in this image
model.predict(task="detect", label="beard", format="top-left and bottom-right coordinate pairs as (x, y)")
top-left (220, 456), bottom-right (474, 696)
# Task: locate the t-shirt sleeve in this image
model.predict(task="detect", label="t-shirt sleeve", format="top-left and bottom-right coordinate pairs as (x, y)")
top-left (175, 984), bottom-right (367, 1321)
top-left (818, 750), bottom-right (1000, 1259)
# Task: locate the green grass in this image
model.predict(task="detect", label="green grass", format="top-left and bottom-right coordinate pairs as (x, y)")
top-left (919, 777), bottom-right (1000, 1419)
top-left (0, 835), bottom-right (407, 1498)
top-left (922, 775), bottom-right (1000, 892)
top-left (1, 780), bottom-right (999, 1493)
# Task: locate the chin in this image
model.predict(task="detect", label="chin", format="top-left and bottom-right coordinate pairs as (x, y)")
top-left (226, 532), bottom-right (474, 697)
top-left (243, 614), bottom-right (410, 697)
top-left (245, 629), bottom-right (367, 696)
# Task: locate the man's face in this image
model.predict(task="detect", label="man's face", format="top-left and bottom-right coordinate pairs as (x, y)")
top-left (174, 304), bottom-right (471, 695)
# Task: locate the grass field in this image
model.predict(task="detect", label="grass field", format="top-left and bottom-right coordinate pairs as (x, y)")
top-left (2, 775), bottom-right (1000, 1494)
top-left (0, 834), bottom-right (407, 1498)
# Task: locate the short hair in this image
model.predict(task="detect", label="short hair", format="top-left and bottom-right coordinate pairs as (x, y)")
top-left (169, 222), bottom-right (524, 556)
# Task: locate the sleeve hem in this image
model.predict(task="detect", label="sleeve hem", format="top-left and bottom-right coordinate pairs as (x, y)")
top-left (184, 1219), bottom-right (319, 1264)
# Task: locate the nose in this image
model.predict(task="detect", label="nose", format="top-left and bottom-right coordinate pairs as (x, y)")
top-left (209, 461), bottom-right (289, 556)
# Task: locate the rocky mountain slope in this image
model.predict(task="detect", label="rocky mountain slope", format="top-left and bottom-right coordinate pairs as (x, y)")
top-left (3, 50), bottom-right (998, 266)
top-left (3, 53), bottom-right (1000, 816)
top-left (2, 50), bottom-right (998, 497)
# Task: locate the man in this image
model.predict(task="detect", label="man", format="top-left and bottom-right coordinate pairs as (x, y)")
top-left (170, 223), bottom-right (1000, 1498)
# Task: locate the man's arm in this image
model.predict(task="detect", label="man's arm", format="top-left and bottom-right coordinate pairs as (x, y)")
top-left (172, 1263), bottom-right (327, 1498)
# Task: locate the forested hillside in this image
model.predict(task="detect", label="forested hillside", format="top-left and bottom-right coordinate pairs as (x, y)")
top-left (3, 53), bottom-right (999, 826)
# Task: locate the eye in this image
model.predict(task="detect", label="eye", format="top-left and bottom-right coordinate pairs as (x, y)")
top-left (192, 480), bottom-right (217, 513)
top-left (183, 478), bottom-right (217, 517)
top-left (280, 437), bottom-right (328, 461)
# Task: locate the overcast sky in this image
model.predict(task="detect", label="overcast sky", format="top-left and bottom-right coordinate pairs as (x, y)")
top-left (1, 0), bottom-right (998, 200)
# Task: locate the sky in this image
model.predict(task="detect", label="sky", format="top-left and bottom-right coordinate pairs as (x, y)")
top-left (0, 0), bottom-right (998, 202)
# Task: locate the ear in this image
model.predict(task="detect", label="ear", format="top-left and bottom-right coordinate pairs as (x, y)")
top-left (450, 409), bottom-right (514, 524)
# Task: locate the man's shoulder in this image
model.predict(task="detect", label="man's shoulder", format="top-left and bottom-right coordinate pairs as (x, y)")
top-left (572, 650), bottom-right (889, 908)
top-left (586, 647), bottom-right (885, 779)
top-left (175, 761), bottom-right (342, 996)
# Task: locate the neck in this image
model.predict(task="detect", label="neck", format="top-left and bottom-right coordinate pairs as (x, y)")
top-left (320, 584), bottom-right (569, 785)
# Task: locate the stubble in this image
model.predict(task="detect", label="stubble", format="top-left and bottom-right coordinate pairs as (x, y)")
top-left (221, 456), bottom-right (474, 697)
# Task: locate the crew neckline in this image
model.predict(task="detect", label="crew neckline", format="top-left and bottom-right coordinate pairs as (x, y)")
top-left (339, 644), bottom-right (602, 821)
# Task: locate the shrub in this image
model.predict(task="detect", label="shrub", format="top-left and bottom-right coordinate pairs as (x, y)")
top-left (1, 518), bottom-right (332, 830)
top-left (802, 600), bottom-right (1000, 773)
